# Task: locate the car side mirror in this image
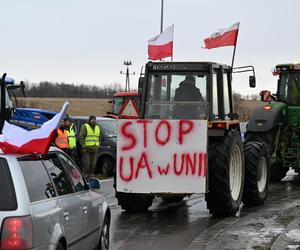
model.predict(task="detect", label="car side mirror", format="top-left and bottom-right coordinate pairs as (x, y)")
top-left (89, 177), bottom-right (101, 190)
top-left (249, 75), bottom-right (256, 88)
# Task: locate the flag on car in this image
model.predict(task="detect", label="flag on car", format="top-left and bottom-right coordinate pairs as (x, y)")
top-left (0, 101), bottom-right (69, 154)
top-left (203, 22), bottom-right (240, 49)
top-left (148, 24), bottom-right (174, 60)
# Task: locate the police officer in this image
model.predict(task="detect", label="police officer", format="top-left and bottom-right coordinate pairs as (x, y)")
top-left (79, 115), bottom-right (101, 179)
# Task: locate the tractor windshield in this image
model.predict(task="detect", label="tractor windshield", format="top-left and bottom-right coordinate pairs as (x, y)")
top-left (144, 73), bottom-right (208, 119)
top-left (278, 72), bottom-right (300, 105)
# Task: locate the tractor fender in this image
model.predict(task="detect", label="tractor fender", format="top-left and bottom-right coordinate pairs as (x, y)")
top-left (247, 106), bottom-right (283, 132)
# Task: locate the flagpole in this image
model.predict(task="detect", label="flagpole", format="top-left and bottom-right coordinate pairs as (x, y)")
top-left (230, 24), bottom-right (240, 70)
top-left (231, 45), bottom-right (237, 70)
top-left (160, 0), bottom-right (164, 34)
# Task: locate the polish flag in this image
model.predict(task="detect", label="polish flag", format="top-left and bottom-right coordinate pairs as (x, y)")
top-left (0, 102), bottom-right (69, 154)
top-left (148, 24), bottom-right (174, 60)
top-left (203, 22), bottom-right (240, 49)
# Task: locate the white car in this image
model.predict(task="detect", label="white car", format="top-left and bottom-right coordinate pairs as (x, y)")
top-left (0, 147), bottom-right (110, 250)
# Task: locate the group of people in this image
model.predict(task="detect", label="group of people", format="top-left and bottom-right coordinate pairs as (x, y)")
top-left (54, 115), bottom-right (101, 179)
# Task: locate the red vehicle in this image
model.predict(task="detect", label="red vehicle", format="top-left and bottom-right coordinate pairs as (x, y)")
top-left (105, 91), bottom-right (140, 119)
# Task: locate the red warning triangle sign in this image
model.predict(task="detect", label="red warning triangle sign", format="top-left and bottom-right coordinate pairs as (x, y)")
top-left (119, 99), bottom-right (140, 118)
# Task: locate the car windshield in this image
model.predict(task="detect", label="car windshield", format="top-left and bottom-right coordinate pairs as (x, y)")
top-left (278, 72), bottom-right (300, 105)
top-left (97, 120), bottom-right (117, 137)
top-left (145, 73), bottom-right (209, 119)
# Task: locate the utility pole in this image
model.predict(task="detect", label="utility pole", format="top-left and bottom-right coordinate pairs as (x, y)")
top-left (120, 61), bottom-right (135, 92)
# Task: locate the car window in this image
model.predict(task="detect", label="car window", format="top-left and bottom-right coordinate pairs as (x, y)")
top-left (0, 158), bottom-right (17, 210)
top-left (57, 152), bottom-right (86, 192)
top-left (19, 158), bottom-right (56, 202)
top-left (43, 153), bottom-right (75, 196)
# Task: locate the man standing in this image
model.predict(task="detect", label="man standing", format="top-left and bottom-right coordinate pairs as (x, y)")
top-left (55, 119), bottom-right (70, 154)
top-left (79, 115), bottom-right (101, 178)
top-left (64, 116), bottom-right (77, 162)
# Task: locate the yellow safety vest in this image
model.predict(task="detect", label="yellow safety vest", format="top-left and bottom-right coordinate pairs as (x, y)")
top-left (68, 124), bottom-right (76, 149)
top-left (84, 123), bottom-right (100, 147)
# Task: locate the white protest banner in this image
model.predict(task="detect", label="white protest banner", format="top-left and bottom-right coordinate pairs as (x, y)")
top-left (117, 119), bottom-right (207, 193)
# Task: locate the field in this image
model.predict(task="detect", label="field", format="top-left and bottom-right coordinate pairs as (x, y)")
top-left (18, 97), bottom-right (112, 117)
top-left (17, 97), bottom-right (263, 121)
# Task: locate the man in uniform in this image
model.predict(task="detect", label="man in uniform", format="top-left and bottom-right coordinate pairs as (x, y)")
top-left (64, 116), bottom-right (77, 162)
top-left (54, 119), bottom-right (69, 154)
top-left (79, 115), bottom-right (101, 179)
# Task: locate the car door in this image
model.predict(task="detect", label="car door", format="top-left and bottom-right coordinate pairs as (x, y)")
top-left (43, 153), bottom-right (85, 250)
top-left (57, 152), bottom-right (103, 249)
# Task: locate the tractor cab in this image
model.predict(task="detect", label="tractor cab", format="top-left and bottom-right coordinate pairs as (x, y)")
top-left (274, 64), bottom-right (300, 105)
top-left (0, 74), bottom-right (25, 132)
top-left (139, 61), bottom-right (254, 122)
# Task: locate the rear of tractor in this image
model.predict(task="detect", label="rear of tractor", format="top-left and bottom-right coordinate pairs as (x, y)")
top-left (115, 61), bottom-right (270, 216)
top-left (105, 91), bottom-right (140, 119)
top-left (245, 63), bottom-right (300, 181)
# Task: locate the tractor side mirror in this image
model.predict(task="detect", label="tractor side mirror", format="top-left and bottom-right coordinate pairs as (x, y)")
top-left (259, 90), bottom-right (272, 102)
top-left (249, 75), bottom-right (256, 88)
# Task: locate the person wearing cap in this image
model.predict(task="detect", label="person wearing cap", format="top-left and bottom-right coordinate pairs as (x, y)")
top-left (79, 115), bottom-right (101, 178)
top-left (55, 119), bottom-right (70, 154)
top-left (173, 74), bottom-right (205, 119)
top-left (63, 115), bottom-right (77, 161)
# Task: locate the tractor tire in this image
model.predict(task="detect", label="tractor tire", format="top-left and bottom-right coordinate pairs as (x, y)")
top-left (244, 131), bottom-right (275, 156)
top-left (101, 157), bottom-right (114, 177)
top-left (243, 142), bottom-right (270, 206)
top-left (270, 161), bottom-right (288, 182)
top-left (205, 130), bottom-right (244, 216)
top-left (116, 192), bottom-right (154, 213)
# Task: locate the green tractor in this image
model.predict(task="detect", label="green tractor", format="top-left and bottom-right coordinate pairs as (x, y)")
top-left (245, 63), bottom-right (300, 181)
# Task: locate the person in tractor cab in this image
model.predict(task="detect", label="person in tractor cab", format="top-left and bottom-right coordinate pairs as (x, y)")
top-left (173, 74), bottom-right (205, 119)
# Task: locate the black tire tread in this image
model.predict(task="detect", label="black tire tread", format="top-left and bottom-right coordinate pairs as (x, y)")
top-left (243, 141), bottom-right (270, 206)
top-left (205, 130), bottom-right (244, 216)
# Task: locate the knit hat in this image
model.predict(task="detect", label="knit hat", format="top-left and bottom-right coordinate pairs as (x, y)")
top-left (89, 115), bottom-right (96, 121)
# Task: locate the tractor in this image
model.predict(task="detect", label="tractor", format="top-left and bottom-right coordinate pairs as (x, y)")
top-left (105, 91), bottom-right (141, 119)
top-left (0, 73), bottom-right (25, 132)
top-left (115, 61), bottom-right (270, 216)
top-left (245, 63), bottom-right (300, 181)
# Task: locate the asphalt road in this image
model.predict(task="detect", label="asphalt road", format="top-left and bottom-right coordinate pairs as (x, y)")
top-left (99, 171), bottom-right (300, 250)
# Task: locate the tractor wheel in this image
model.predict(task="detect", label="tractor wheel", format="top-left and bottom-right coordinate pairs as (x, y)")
top-left (101, 157), bottom-right (114, 177)
top-left (270, 161), bottom-right (288, 182)
top-left (116, 192), bottom-right (154, 212)
top-left (205, 130), bottom-right (244, 216)
top-left (244, 131), bottom-right (275, 156)
top-left (243, 142), bottom-right (270, 206)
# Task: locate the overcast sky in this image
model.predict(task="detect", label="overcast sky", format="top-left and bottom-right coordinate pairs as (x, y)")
top-left (1, 0), bottom-right (300, 95)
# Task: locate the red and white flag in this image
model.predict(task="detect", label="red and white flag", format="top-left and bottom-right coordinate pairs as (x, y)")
top-left (148, 24), bottom-right (174, 60)
top-left (203, 22), bottom-right (240, 49)
top-left (0, 101), bottom-right (69, 154)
